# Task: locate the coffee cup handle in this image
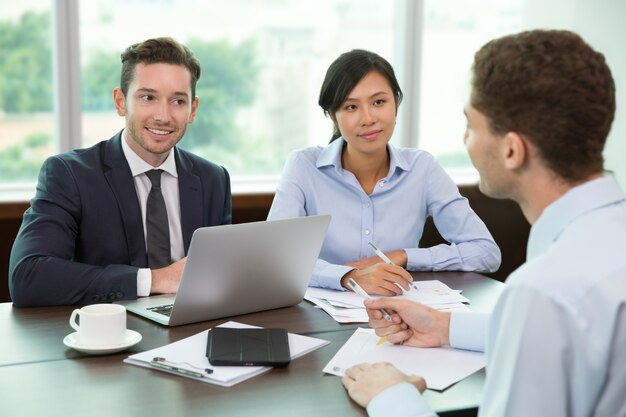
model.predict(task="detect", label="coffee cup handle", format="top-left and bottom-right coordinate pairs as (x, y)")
top-left (69, 309), bottom-right (81, 332)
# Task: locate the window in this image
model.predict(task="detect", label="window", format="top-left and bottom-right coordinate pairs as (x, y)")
top-left (418, 0), bottom-right (626, 191)
top-left (2, 0), bottom-right (625, 196)
top-left (419, 0), bottom-right (523, 173)
top-left (0, 1), bottom-right (54, 191)
top-left (78, 0), bottom-right (399, 186)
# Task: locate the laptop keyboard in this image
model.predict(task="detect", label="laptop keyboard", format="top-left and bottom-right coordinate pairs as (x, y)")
top-left (147, 304), bottom-right (174, 317)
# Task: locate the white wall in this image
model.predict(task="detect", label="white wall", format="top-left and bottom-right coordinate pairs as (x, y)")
top-left (575, 0), bottom-right (626, 190)
top-left (525, 0), bottom-right (626, 190)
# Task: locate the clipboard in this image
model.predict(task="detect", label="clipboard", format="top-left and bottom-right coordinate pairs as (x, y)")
top-left (124, 321), bottom-right (329, 387)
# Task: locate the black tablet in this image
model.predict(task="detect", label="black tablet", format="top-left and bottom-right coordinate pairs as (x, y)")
top-left (206, 327), bottom-right (291, 367)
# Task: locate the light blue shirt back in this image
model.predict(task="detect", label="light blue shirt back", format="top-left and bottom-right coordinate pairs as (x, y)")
top-left (370, 176), bottom-right (626, 417)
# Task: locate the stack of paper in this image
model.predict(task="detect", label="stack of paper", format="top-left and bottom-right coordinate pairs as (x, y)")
top-left (324, 328), bottom-right (485, 391)
top-left (305, 280), bottom-right (471, 323)
top-left (125, 321), bottom-right (329, 387)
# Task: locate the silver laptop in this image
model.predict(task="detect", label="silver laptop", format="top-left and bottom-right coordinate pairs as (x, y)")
top-left (116, 215), bottom-right (330, 326)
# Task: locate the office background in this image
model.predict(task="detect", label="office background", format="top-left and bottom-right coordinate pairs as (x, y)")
top-left (1, 0), bottom-right (624, 302)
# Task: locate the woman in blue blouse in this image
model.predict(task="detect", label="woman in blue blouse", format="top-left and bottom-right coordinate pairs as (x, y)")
top-left (268, 49), bottom-right (501, 295)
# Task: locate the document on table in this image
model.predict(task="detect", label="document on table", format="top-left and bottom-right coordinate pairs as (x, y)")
top-left (305, 280), bottom-right (471, 323)
top-left (304, 294), bottom-right (370, 323)
top-left (324, 328), bottom-right (485, 391)
top-left (125, 321), bottom-right (330, 387)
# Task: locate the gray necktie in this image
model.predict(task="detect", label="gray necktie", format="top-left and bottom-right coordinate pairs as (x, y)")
top-left (145, 169), bottom-right (171, 268)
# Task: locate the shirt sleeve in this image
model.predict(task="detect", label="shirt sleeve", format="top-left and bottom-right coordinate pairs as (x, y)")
top-left (449, 311), bottom-right (489, 352)
top-left (310, 259), bottom-right (353, 290)
top-left (406, 158), bottom-right (501, 273)
top-left (137, 268), bottom-right (151, 297)
top-left (268, 151), bottom-right (353, 290)
top-left (267, 151), bottom-right (308, 220)
top-left (367, 383), bottom-right (438, 417)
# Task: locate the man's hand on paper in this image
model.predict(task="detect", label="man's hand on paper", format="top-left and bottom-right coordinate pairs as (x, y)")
top-left (341, 264), bottom-right (413, 296)
top-left (365, 298), bottom-right (451, 348)
top-left (342, 362), bottom-right (426, 407)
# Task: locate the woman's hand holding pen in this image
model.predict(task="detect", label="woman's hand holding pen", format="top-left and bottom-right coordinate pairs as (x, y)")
top-left (346, 249), bottom-right (408, 269)
top-left (341, 263), bottom-right (413, 296)
top-left (364, 298), bottom-right (451, 348)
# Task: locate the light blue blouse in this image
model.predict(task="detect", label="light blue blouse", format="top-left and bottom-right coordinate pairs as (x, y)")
top-left (267, 138), bottom-right (501, 290)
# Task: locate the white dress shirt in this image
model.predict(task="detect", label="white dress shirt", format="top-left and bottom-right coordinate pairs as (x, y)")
top-left (120, 130), bottom-right (184, 296)
top-left (367, 175), bottom-right (626, 417)
top-left (268, 138), bottom-right (501, 290)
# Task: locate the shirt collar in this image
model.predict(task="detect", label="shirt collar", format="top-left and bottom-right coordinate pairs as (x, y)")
top-left (527, 175), bottom-right (625, 260)
top-left (120, 128), bottom-right (178, 178)
top-left (315, 137), bottom-right (411, 176)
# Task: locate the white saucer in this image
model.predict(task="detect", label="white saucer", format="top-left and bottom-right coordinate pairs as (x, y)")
top-left (63, 329), bottom-right (142, 355)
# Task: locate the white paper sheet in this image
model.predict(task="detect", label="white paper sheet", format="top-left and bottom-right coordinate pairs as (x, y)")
top-left (324, 328), bottom-right (485, 391)
top-left (125, 321), bottom-right (330, 387)
top-left (306, 280), bottom-right (469, 308)
top-left (305, 280), bottom-right (471, 323)
top-left (304, 295), bottom-right (370, 323)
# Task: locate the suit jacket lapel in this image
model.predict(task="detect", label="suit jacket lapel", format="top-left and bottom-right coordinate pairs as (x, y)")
top-left (175, 148), bottom-right (203, 253)
top-left (102, 132), bottom-right (148, 267)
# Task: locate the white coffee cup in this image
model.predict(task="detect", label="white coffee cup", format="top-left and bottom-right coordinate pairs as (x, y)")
top-left (69, 304), bottom-right (127, 347)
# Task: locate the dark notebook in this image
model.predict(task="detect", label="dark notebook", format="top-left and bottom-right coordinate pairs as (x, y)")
top-left (206, 328), bottom-right (291, 367)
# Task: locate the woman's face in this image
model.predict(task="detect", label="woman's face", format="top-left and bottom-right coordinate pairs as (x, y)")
top-left (333, 70), bottom-right (397, 157)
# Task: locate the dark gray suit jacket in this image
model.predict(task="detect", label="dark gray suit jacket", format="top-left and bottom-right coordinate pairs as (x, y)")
top-left (9, 132), bottom-right (232, 307)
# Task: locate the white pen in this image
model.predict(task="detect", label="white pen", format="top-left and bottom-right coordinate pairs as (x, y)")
top-left (367, 242), bottom-right (394, 265)
top-left (347, 278), bottom-right (392, 321)
top-left (368, 241), bottom-right (418, 292)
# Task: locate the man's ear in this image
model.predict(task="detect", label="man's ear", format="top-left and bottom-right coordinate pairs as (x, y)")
top-left (502, 131), bottom-right (528, 171)
top-left (113, 88), bottom-right (126, 117)
top-left (188, 96), bottom-right (199, 124)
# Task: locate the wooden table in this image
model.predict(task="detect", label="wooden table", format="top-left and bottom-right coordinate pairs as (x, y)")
top-left (0, 272), bottom-right (503, 417)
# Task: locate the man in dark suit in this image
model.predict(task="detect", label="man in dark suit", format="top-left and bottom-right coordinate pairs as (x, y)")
top-left (9, 37), bottom-right (232, 307)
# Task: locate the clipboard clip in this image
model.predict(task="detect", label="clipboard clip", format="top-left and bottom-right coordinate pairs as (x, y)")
top-left (150, 356), bottom-right (213, 378)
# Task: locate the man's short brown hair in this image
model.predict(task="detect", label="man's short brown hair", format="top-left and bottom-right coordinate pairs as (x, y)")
top-left (471, 29), bottom-right (615, 182)
top-left (120, 37), bottom-right (201, 99)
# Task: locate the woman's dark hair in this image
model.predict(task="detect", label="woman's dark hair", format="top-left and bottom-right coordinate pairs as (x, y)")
top-left (318, 49), bottom-right (403, 143)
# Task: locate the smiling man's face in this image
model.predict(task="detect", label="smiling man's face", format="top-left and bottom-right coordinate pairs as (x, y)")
top-left (114, 62), bottom-right (198, 166)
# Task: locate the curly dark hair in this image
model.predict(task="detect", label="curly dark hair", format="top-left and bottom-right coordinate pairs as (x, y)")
top-left (120, 37), bottom-right (201, 99)
top-left (471, 29), bottom-right (615, 182)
